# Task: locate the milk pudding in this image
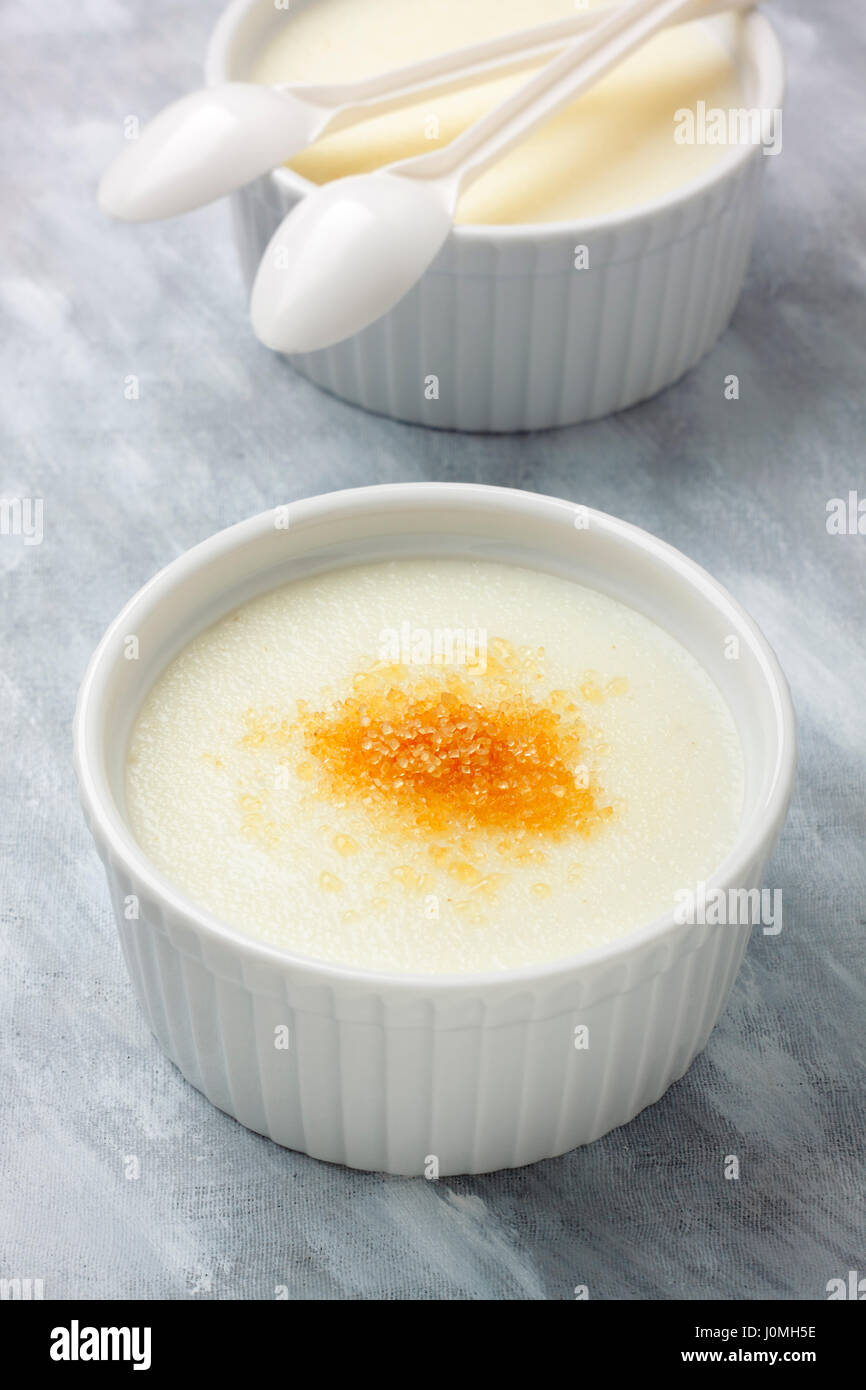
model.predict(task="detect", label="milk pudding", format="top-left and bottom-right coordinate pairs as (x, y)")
top-left (125, 559), bottom-right (744, 974)
top-left (251, 0), bottom-right (745, 225)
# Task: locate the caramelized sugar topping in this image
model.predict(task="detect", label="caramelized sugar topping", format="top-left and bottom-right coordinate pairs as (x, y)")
top-left (243, 640), bottom-right (615, 843)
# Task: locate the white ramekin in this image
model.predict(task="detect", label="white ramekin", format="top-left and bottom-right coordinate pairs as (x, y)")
top-left (74, 483), bottom-right (796, 1175)
top-left (207, 1), bottom-right (784, 432)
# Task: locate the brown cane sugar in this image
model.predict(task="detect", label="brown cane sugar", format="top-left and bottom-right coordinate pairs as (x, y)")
top-left (241, 639), bottom-right (614, 852)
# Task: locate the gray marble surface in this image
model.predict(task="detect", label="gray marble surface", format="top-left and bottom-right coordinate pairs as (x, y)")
top-left (1, 0), bottom-right (864, 1301)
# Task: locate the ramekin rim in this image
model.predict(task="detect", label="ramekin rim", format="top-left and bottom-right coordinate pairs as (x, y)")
top-left (203, 0), bottom-right (786, 244)
top-left (74, 482), bottom-right (797, 994)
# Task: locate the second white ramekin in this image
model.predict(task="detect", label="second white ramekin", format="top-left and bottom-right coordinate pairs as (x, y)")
top-left (207, 1), bottom-right (784, 431)
top-left (74, 484), bottom-right (796, 1175)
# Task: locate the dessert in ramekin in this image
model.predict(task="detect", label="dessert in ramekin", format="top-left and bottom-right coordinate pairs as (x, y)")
top-left (209, 0), bottom-right (785, 430)
top-left (74, 484), bottom-right (796, 1175)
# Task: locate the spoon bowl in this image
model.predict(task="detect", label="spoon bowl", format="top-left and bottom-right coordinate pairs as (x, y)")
top-left (250, 172), bottom-right (454, 354)
top-left (98, 83), bottom-right (329, 222)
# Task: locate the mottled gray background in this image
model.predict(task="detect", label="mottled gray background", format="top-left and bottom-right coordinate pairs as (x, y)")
top-left (1, 0), bottom-right (863, 1301)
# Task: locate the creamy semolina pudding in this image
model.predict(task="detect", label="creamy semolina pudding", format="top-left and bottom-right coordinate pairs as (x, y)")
top-left (251, 0), bottom-right (745, 225)
top-left (125, 559), bottom-right (743, 974)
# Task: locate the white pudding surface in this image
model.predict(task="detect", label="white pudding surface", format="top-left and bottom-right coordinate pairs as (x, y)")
top-left (125, 559), bottom-right (743, 974)
top-left (251, 0), bottom-right (745, 225)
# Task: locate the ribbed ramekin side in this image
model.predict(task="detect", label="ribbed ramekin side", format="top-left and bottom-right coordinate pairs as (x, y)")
top-left (510, 918), bottom-right (752, 1169)
top-left (97, 841), bottom-right (758, 1175)
top-left (230, 152), bottom-right (766, 432)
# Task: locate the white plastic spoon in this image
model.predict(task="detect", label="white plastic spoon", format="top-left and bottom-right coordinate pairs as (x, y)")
top-left (250, 0), bottom-right (749, 355)
top-left (98, 0), bottom-right (746, 222)
top-left (98, 10), bottom-right (605, 222)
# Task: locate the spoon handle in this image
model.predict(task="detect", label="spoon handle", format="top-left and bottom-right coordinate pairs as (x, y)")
top-left (300, 0), bottom-right (750, 135)
top-left (391, 0), bottom-right (728, 199)
top-left (293, 11), bottom-right (601, 115)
